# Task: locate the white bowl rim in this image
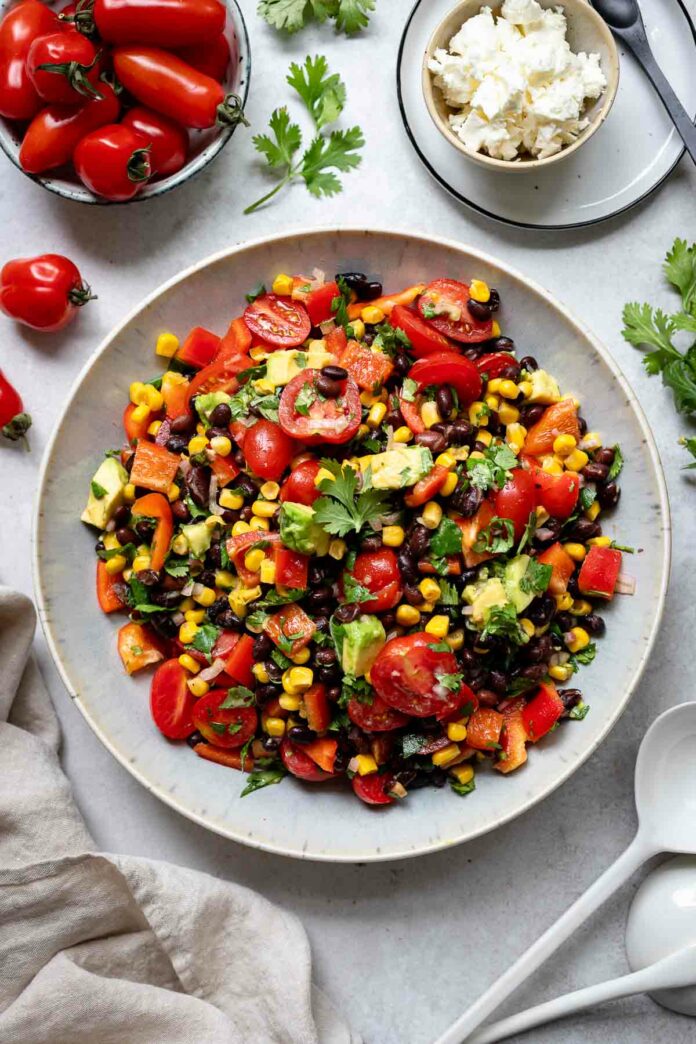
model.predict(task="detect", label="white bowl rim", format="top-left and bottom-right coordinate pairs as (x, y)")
top-left (32, 227), bottom-right (672, 862)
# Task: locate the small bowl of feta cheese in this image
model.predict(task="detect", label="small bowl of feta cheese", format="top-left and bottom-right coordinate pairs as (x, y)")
top-left (423, 0), bottom-right (619, 170)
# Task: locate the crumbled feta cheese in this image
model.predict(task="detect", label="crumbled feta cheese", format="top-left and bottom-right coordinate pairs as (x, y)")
top-left (428, 0), bottom-right (607, 161)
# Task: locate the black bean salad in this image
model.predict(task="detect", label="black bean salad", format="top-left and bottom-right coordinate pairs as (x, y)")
top-left (81, 269), bottom-right (631, 805)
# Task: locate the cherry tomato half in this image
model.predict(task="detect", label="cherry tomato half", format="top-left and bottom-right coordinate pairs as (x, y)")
top-left (352, 773), bottom-right (396, 806)
top-left (94, 0), bottom-right (225, 47)
top-left (193, 689), bottom-right (257, 749)
top-left (279, 458), bottom-right (321, 505)
top-left (347, 695), bottom-right (409, 732)
top-left (0, 253), bottom-right (94, 331)
top-left (19, 82), bottom-right (121, 174)
top-left (476, 352), bottom-right (520, 380)
top-left (389, 304), bottom-right (454, 358)
top-left (280, 738), bottom-right (334, 782)
top-left (243, 418), bottom-right (294, 481)
top-left (150, 659), bottom-right (196, 739)
top-left (27, 30), bottom-right (102, 105)
top-left (345, 549), bottom-right (402, 612)
top-left (529, 465), bottom-right (579, 520)
top-left (408, 352), bottom-right (482, 406)
top-left (371, 632), bottom-right (474, 719)
top-left (492, 467), bottom-right (537, 541)
top-left (74, 123), bottom-right (151, 202)
top-left (278, 370), bottom-right (361, 445)
top-left (122, 106), bottom-right (188, 177)
top-left (418, 279), bottom-right (493, 344)
top-left (244, 293), bottom-right (311, 348)
top-left (304, 281), bottom-right (339, 326)
top-left (0, 0), bottom-right (58, 120)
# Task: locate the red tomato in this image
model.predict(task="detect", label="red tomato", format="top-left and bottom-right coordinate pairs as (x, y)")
top-left (537, 542), bottom-right (575, 596)
top-left (529, 465), bottom-right (579, 519)
top-left (150, 659), bottom-right (197, 739)
top-left (274, 547), bottom-right (309, 589)
top-left (339, 339), bottom-right (393, 390)
top-left (372, 633), bottom-right (473, 719)
top-left (210, 630), bottom-right (240, 662)
top-left (113, 46), bottom-right (246, 129)
top-left (457, 499), bottom-right (496, 568)
top-left (347, 694), bottom-right (409, 732)
top-left (346, 549), bottom-right (402, 612)
top-left (0, 369), bottom-right (31, 441)
top-left (244, 293), bottom-right (311, 348)
top-left (122, 105), bottom-right (188, 177)
top-left (279, 458), bottom-right (321, 505)
top-left (399, 395), bottom-right (425, 435)
top-left (223, 633), bottom-right (255, 687)
top-left (280, 739), bottom-right (334, 782)
top-left (305, 281), bottom-right (339, 326)
top-left (404, 465), bottom-right (449, 508)
top-left (389, 304), bottom-right (453, 358)
top-left (278, 370), bottom-right (361, 445)
top-left (243, 418), bottom-right (294, 480)
top-left (175, 326), bottom-right (220, 369)
top-left (352, 773), bottom-right (396, 806)
top-left (0, 254), bottom-right (94, 331)
top-left (476, 352), bottom-right (518, 379)
top-left (193, 689), bottom-right (257, 749)
top-left (27, 31), bottom-right (102, 105)
top-left (578, 545), bottom-right (622, 600)
top-left (19, 82), bottom-right (121, 174)
top-left (0, 0), bottom-right (58, 120)
top-left (418, 279), bottom-right (493, 343)
top-left (521, 682), bottom-right (564, 742)
top-left (492, 468), bottom-right (536, 541)
top-left (177, 32), bottom-right (231, 81)
top-left (94, 0), bottom-right (225, 46)
top-left (303, 686), bottom-right (332, 735)
top-left (74, 123), bottom-right (151, 202)
top-left (263, 603), bottom-right (316, 657)
top-left (185, 351), bottom-right (250, 408)
top-left (408, 353), bottom-right (482, 405)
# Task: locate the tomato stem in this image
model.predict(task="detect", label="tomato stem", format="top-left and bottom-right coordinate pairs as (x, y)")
top-left (68, 281), bottom-right (97, 308)
top-left (127, 147), bottom-right (152, 184)
top-left (63, 0), bottom-right (97, 38)
top-left (216, 94), bottom-right (249, 129)
top-left (38, 50), bottom-right (104, 100)
top-left (1, 412), bottom-right (32, 443)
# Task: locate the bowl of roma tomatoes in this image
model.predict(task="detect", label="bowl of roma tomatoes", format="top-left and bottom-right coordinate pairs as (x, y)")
top-left (0, 0), bottom-right (250, 203)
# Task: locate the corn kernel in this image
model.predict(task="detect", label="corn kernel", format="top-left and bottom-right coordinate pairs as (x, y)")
top-left (196, 423), bottom-right (205, 435)
top-left (491, 320), bottom-right (501, 337)
top-left (244, 548), bottom-right (265, 572)
top-left (279, 693), bottom-right (301, 712)
top-left (249, 344), bottom-right (269, 363)
top-left (446, 628), bottom-right (465, 651)
top-left (352, 754), bottom-right (377, 776)
top-left (230, 523), bottom-right (251, 543)
top-left (485, 393), bottom-right (500, 411)
top-left (132, 554), bottom-right (151, 572)
top-left (432, 744), bottom-right (461, 767)
top-left (588, 535), bottom-right (612, 547)
top-left (258, 481), bottom-right (279, 501)
top-left (421, 501), bottom-right (443, 530)
top-left (541, 458), bottom-right (564, 476)
top-left (252, 663), bottom-right (271, 685)
top-left (203, 515), bottom-right (222, 532)
top-left (155, 332), bottom-right (179, 358)
top-left (169, 534), bottom-right (187, 556)
top-left (178, 622), bottom-right (199, 644)
top-left (348, 318), bottom-right (364, 340)
top-left (469, 279), bottom-right (490, 303)
top-left (435, 451), bottom-right (456, 469)
top-left (497, 380), bottom-right (519, 400)
top-left (421, 401), bottom-right (442, 429)
top-left (147, 420), bottom-right (162, 437)
top-left (178, 653), bottom-right (200, 674)
top-left (120, 483), bottom-right (134, 503)
top-left (291, 647), bottom-right (311, 665)
top-left (441, 472), bottom-right (458, 496)
top-left (549, 663), bottom-right (573, 682)
top-left (361, 305), bottom-right (385, 324)
top-left (382, 525), bottom-right (405, 548)
top-left (468, 450), bottom-right (485, 462)
top-left (104, 554), bottom-right (126, 576)
top-left (185, 609), bottom-right (206, 624)
top-left (498, 402), bottom-right (519, 425)
top-left (563, 542), bottom-right (586, 562)
top-left (553, 434), bottom-right (577, 457)
top-left (469, 401), bottom-right (489, 427)
top-left (192, 586), bottom-right (216, 607)
top-left (131, 403), bottom-right (150, 424)
top-left (178, 597), bottom-right (195, 612)
top-left (450, 764), bottom-right (475, 785)
top-left (272, 273), bottom-right (294, 296)
top-left (103, 532), bottom-right (121, 551)
top-left (264, 716), bottom-right (286, 737)
top-left (129, 381), bottom-right (147, 405)
top-left (425, 614), bottom-right (450, 639)
top-left (565, 449), bottom-right (589, 472)
top-left (518, 380), bottom-right (532, 398)
top-left (365, 403), bottom-right (385, 429)
top-left (187, 435), bottom-right (208, 456)
top-left (219, 489), bottom-right (244, 511)
top-left (209, 435), bottom-right (231, 457)
top-left (585, 501), bottom-right (601, 522)
top-left (520, 618), bottom-right (535, 638)
top-left (396, 604), bottom-right (421, 627)
top-left (259, 559), bottom-right (276, 585)
top-left (249, 517), bottom-right (270, 531)
top-left (122, 568), bottom-right (133, 582)
top-left (555, 592), bottom-right (574, 611)
top-left (581, 431), bottom-right (603, 451)
top-left (571, 600), bottom-right (592, 616)
top-left (476, 429), bottom-right (493, 447)
top-left (329, 539), bottom-right (347, 560)
top-left (187, 677), bottom-right (209, 697)
top-left (393, 425), bottom-right (413, 444)
top-left (164, 482), bottom-right (179, 504)
top-left (419, 578), bottom-right (441, 602)
top-left (282, 666), bottom-right (313, 695)
top-left (251, 500), bottom-right (276, 519)
top-left (447, 721), bottom-right (468, 742)
top-left (506, 423), bottom-right (527, 453)
top-left (142, 385), bottom-right (163, 412)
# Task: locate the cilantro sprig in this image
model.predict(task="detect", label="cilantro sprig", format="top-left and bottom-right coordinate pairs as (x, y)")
top-left (258, 0), bottom-right (375, 35)
top-left (313, 458), bottom-right (391, 537)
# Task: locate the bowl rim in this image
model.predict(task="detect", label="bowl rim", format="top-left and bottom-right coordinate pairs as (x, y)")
top-left (0, 0), bottom-right (251, 205)
top-left (421, 0), bottom-right (620, 172)
top-left (32, 227), bottom-right (672, 862)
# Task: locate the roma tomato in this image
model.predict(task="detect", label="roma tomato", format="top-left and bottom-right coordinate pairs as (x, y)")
top-left (0, 369), bottom-right (31, 441)
top-left (345, 549), bottom-right (402, 612)
top-left (352, 773), bottom-right (396, 806)
top-left (278, 370), bottom-right (361, 445)
top-left (94, 0), bottom-right (225, 47)
top-left (417, 279), bottom-right (493, 343)
top-left (537, 542), bottom-right (575, 596)
top-left (408, 352), bottom-right (482, 405)
top-left (347, 694), bottom-right (409, 732)
top-left (492, 467), bottom-right (536, 540)
top-left (113, 46), bottom-right (246, 130)
top-left (150, 659), bottom-right (196, 739)
top-left (0, 254), bottom-right (94, 331)
top-left (27, 31), bottom-right (102, 105)
top-left (74, 123), bottom-right (151, 201)
top-left (177, 32), bottom-right (231, 81)
top-left (280, 739), bottom-right (334, 782)
top-left (274, 546), bottom-right (309, 589)
top-left (371, 632), bottom-right (474, 719)
top-left (122, 106), bottom-right (188, 177)
top-left (243, 419), bottom-right (294, 480)
top-left (244, 293), bottom-right (310, 348)
top-left (193, 690), bottom-right (257, 749)
top-left (389, 304), bottom-right (453, 358)
top-left (19, 82), bottom-right (121, 175)
top-left (0, 0), bottom-right (58, 120)
top-left (279, 458), bottom-right (321, 505)
top-left (577, 545), bottom-right (622, 600)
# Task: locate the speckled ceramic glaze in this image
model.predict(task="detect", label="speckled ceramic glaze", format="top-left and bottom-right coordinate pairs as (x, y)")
top-left (34, 230), bottom-right (670, 862)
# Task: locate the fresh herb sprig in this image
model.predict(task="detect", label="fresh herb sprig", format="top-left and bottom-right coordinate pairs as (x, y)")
top-left (313, 458), bottom-right (391, 537)
top-left (258, 0), bottom-right (375, 35)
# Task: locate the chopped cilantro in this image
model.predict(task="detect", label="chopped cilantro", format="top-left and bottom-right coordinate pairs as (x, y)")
top-left (271, 648), bottom-right (293, 670)
top-left (517, 511), bottom-right (537, 553)
top-left (342, 572), bottom-right (373, 604)
top-left (473, 517), bottom-right (514, 555)
top-left (245, 281), bottom-right (266, 303)
top-left (520, 559), bottom-right (553, 596)
top-left (436, 671), bottom-right (464, 693)
top-left (401, 377), bottom-right (418, 403)
top-left (569, 701), bottom-right (591, 720)
top-left (372, 322), bottom-right (412, 358)
top-left (399, 733), bottom-right (428, 758)
top-left (611, 541), bottom-right (635, 553)
top-left (430, 517), bottom-right (463, 557)
top-left (480, 604), bottom-right (529, 645)
top-left (90, 480), bottom-right (108, 499)
top-left (438, 579), bottom-right (459, 606)
top-left (579, 486), bottom-right (596, 512)
top-left (240, 758), bottom-right (287, 797)
top-left (339, 674), bottom-right (372, 706)
top-left (313, 458), bottom-right (391, 537)
top-left (607, 444), bottom-right (623, 481)
top-left (190, 623), bottom-right (221, 657)
top-left (293, 381), bottom-right (317, 417)
top-left (570, 642), bottom-right (597, 668)
top-left (466, 444), bottom-right (519, 492)
top-left (428, 639), bottom-right (451, 652)
top-left (221, 686), bottom-right (256, 708)
top-left (246, 609), bottom-right (270, 631)
top-left (450, 776), bottom-right (476, 796)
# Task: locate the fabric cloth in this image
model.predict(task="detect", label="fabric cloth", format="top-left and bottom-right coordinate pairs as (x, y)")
top-left (0, 587), bottom-right (357, 1044)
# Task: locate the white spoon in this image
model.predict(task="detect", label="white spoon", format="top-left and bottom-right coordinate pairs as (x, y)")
top-left (434, 702), bottom-right (696, 1044)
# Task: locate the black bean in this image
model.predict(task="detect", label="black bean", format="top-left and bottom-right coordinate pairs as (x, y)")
top-left (327, 685), bottom-right (341, 702)
top-left (264, 662), bottom-right (283, 685)
top-left (186, 730), bottom-right (204, 748)
top-left (313, 614), bottom-right (330, 633)
top-left (186, 465), bottom-right (210, 508)
top-left (215, 609), bottom-right (243, 629)
top-left (309, 588), bottom-right (333, 607)
top-left (467, 299), bottom-right (492, 322)
top-left (533, 518), bottom-right (562, 545)
top-left (208, 402), bottom-right (231, 428)
top-left (115, 526), bottom-right (135, 546)
top-left (414, 430), bottom-right (446, 453)
top-left (252, 635), bottom-right (272, 660)
top-left (239, 505), bottom-right (253, 522)
top-left (525, 635), bottom-right (552, 664)
top-left (597, 481), bottom-right (620, 509)
top-left (519, 355), bottom-right (538, 372)
top-left (207, 426), bottom-right (231, 441)
top-left (527, 594), bottom-right (555, 626)
top-left (197, 569), bottom-right (216, 588)
top-left (150, 613), bottom-right (178, 639)
top-left (113, 505), bottom-right (130, 527)
top-left (521, 663), bottom-right (547, 682)
top-left (381, 611), bottom-right (396, 630)
top-left (584, 613), bottom-right (606, 636)
top-left (150, 589), bottom-right (182, 608)
top-left (166, 434), bottom-right (188, 454)
top-left (207, 543), bottom-right (222, 569)
top-left (459, 568), bottom-right (478, 586)
top-left (488, 289), bottom-right (501, 312)
top-left (555, 611), bottom-right (575, 632)
top-left (408, 525), bottom-right (430, 556)
top-left (188, 558), bottom-right (203, 576)
top-left (136, 568), bottom-right (160, 586)
top-left (477, 688), bottom-right (500, 707)
top-left (397, 550), bottom-right (417, 583)
top-left (234, 475), bottom-right (258, 499)
top-left (577, 415), bottom-right (588, 436)
top-left (393, 353), bottom-right (411, 376)
top-left (450, 483), bottom-right (482, 518)
top-left (262, 736), bottom-right (281, 752)
top-left (134, 519), bottom-right (155, 541)
top-left (221, 509), bottom-right (239, 524)
top-left (595, 447), bottom-right (615, 466)
top-left (322, 364), bottom-right (348, 381)
top-left (316, 374), bottom-right (342, 398)
top-left (308, 562), bottom-right (327, 586)
top-left (360, 534), bottom-right (382, 552)
top-left (519, 404), bottom-right (545, 427)
top-left (362, 280), bottom-right (383, 300)
top-left (582, 462), bottom-right (609, 484)
top-left (170, 413), bottom-right (196, 435)
top-left (288, 725), bottom-right (316, 744)
top-left (484, 335), bottom-right (514, 352)
top-left (317, 665), bottom-right (340, 685)
top-left (559, 688), bottom-right (582, 711)
top-left (336, 272), bottom-right (382, 300)
top-left (233, 449), bottom-right (246, 468)
top-left (451, 419), bottom-right (475, 445)
top-left (334, 603), bottom-right (361, 624)
top-left (171, 500), bottom-right (190, 523)
top-left (436, 386), bottom-right (454, 418)
top-left (567, 574), bottom-right (580, 597)
top-left (315, 648), bottom-right (337, 667)
top-left (474, 440), bottom-right (489, 454)
top-left (403, 583), bottom-right (422, 606)
top-left (564, 518), bottom-right (600, 542)
top-left (487, 670), bottom-right (508, 695)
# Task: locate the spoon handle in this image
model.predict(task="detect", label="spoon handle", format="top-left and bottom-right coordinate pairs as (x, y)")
top-left (619, 25), bottom-right (696, 164)
top-left (433, 836), bottom-right (650, 1044)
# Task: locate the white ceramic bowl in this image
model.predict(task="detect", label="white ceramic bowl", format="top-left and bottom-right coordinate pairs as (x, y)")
top-left (34, 229), bottom-right (670, 862)
top-left (0, 0), bottom-right (250, 204)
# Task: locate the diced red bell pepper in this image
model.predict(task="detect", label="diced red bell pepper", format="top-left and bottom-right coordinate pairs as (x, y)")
top-left (217, 315), bottom-right (252, 360)
top-left (96, 560), bottom-right (125, 613)
top-left (129, 440), bottom-right (181, 496)
top-left (226, 530), bottom-right (280, 585)
top-left (339, 339), bottom-right (394, 391)
top-left (465, 708), bottom-right (504, 751)
top-left (578, 545), bottom-right (622, 600)
top-left (495, 698), bottom-right (528, 775)
top-left (456, 500), bottom-right (496, 568)
top-left (211, 630), bottom-right (240, 661)
top-left (418, 556), bottom-right (462, 576)
top-left (399, 395), bottom-right (425, 434)
top-left (303, 736), bottom-right (337, 772)
top-left (524, 399), bottom-right (580, 456)
top-left (176, 326), bottom-right (221, 369)
top-left (264, 603), bottom-right (316, 656)
top-left (123, 401), bottom-right (152, 445)
top-left (161, 372), bottom-right (190, 418)
top-left (305, 281), bottom-right (339, 326)
top-left (274, 546), bottom-right (309, 590)
top-left (118, 622), bottom-right (164, 675)
top-left (521, 682), bottom-right (565, 742)
top-left (404, 464), bottom-right (449, 508)
top-left (537, 541), bottom-right (575, 595)
top-left (193, 742), bottom-right (253, 771)
top-left (346, 283), bottom-right (426, 321)
top-left (303, 684), bottom-right (331, 734)
top-left (131, 492), bottom-right (174, 571)
top-left (224, 633), bottom-right (254, 687)
top-left (210, 453), bottom-right (240, 488)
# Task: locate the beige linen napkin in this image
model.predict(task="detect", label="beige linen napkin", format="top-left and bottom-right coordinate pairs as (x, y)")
top-left (0, 587), bottom-right (358, 1044)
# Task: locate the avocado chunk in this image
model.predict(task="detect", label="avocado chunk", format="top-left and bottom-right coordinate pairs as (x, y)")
top-left (279, 502), bottom-right (330, 556)
top-left (341, 614), bottom-right (386, 677)
top-left (463, 577), bottom-right (509, 625)
top-left (182, 521), bottom-right (212, 558)
top-left (526, 369), bottom-right (561, 405)
top-left (367, 446), bottom-right (433, 490)
top-left (81, 457), bottom-right (129, 530)
top-left (266, 346), bottom-right (334, 389)
top-left (504, 555), bottom-right (535, 614)
top-left (194, 391), bottom-right (232, 425)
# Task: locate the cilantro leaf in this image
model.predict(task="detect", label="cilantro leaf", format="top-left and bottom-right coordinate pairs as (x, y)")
top-left (438, 579), bottom-right (459, 606)
top-left (401, 377), bottom-right (418, 402)
top-left (607, 445), bottom-right (623, 482)
top-left (472, 517), bottom-right (514, 555)
top-left (664, 238), bottom-right (696, 313)
top-left (220, 686), bottom-right (256, 708)
top-left (164, 559), bottom-right (189, 578)
top-left (90, 480), bottom-right (107, 499)
top-left (436, 671), bottom-right (464, 693)
top-left (372, 322), bottom-right (412, 358)
top-left (450, 776), bottom-right (476, 797)
top-left (342, 572), bottom-right (373, 604)
top-left (430, 517), bottom-right (463, 557)
top-left (516, 511), bottom-right (537, 553)
top-left (253, 106), bottom-right (302, 169)
top-left (300, 125), bottom-right (364, 197)
top-left (245, 281), bottom-right (266, 303)
top-left (190, 623), bottom-right (221, 657)
top-left (339, 674), bottom-right (373, 706)
top-left (680, 436), bottom-right (696, 468)
top-left (480, 604), bottom-right (529, 646)
top-left (287, 54), bottom-right (346, 130)
top-left (570, 642), bottom-right (597, 668)
top-left (466, 444), bottom-right (518, 492)
top-left (520, 559), bottom-right (552, 596)
top-left (246, 609), bottom-right (270, 631)
top-left (258, 0), bottom-right (374, 34)
top-left (240, 758), bottom-right (287, 797)
top-left (313, 458), bottom-right (391, 537)
top-left (398, 733), bottom-right (428, 758)
top-left (334, 0), bottom-right (374, 33)
top-left (569, 701), bottom-right (590, 720)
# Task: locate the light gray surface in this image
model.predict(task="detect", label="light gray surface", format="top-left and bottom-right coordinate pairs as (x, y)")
top-left (1, 0), bottom-right (695, 1040)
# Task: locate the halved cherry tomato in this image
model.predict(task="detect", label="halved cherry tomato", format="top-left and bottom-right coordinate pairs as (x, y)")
top-left (529, 465), bottom-right (579, 519)
top-left (281, 738), bottom-right (334, 782)
top-left (521, 682), bottom-right (564, 742)
top-left (123, 401), bottom-right (151, 445)
top-left (223, 633), bottom-right (255, 687)
top-left (352, 773), bottom-right (396, 805)
top-left (494, 699), bottom-right (528, 774)
top-left (303, 685), bottom-right (332, 734)
top-left (264, 603), bottom-right (316, 657)
top-left (274, 547), bottom-right (309, 590)
top-left (524, 398), bottom-right (580, 456)
top-left (347, 694), bottom-right (409, 732)
top-left (94, 0), bottom-right (225, 47)
top-left (371, 632), bottom-right (473, 719)
top-left (0, 0), bottom-right (58, 120)
top-left (279, 458), bottom-right (321, 505)
top-left (339, 339), bottom-right (393, 390)
top-left (131, 492), bottom-right (173, 571)
top-left (305, 281), bottom-right (339, 325)
top-left (243, 293), bottom-right (310, 348)
top-left (185, 350), bottom-right (250, 409)
top-left (226, 530), bottom-right (280, 585)
top-left (129, 440), bottom-right (180, 495)
top-left (118, 622), bottom-right (164, 675)
top-left (418, 279), bottom-right (493, 343)
top-left (578, 545), bottom-right (622, 600)
top-left (492, 468), bottom-right (536, 541)
top-left (465, 708), bottom-right (504, 751)
top-left (19, 81), bottom-right (121, 174)
top-left (122, 106), bottom-right (188, 177)
top-left (150, 659), bottom-right (196, 739)
top-left (211, 630), bottom-right (240, 661)
top-left (278, 370), bottom-right (361, 445)
top-left (217, 315), bottom-right (252, 360)
top-left (27, 30), bottom-right (102, 105)
top-left (345, 549), bottom-right (402, 612)
top-left (243, 418), bottom-right (294, 480)
top-left (96, 559), bottom-right (125, 612)
top-left (389, 304), bottom-right (454, 358)
top-left (0, 254), bottom-right (94, 332)
top-left (476, 352), bottom-right (518, 379)
top-left (74, 123), bottom-right (151, 202)
top-left (408, 352), bottom-right (482, 405)
top-left (457, 500), bottom-right (496, 568)
top-left (193, 689), bottom-right (257, 749)
top-left (537, 542), bottom-right (575, 595)
top-left (346, 283), bottom-right (425, 321)
top-left (177, 32), bottom-right (231, 80)
top-left (404, 464), bottom-right (449, 508)
top-left (399, 394), bottom-right (425, 435)
top-left (176, 326), bottom-right (220, 369)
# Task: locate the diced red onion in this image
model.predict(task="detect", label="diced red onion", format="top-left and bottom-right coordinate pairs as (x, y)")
top-left (535, 526), bottom-right (555, 542)
top-left (310, 267), bottom-right (325, 288)
top-left (104, 519), bottom-right (116, 532)
top-left (208, 475), bottom-right (223, 515)
top-left (181, 581), bottom-right (195, 597)
top-left (172, 611), bottom-right (185, 626)
top-left (320, 318), bottom-right (336, 335)
top-left (179, 457), bottom-right (192, 480)
top-left (199, 658), bottom-right (227, 682)
top-left (616, 573), bottom-right (636, 595)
